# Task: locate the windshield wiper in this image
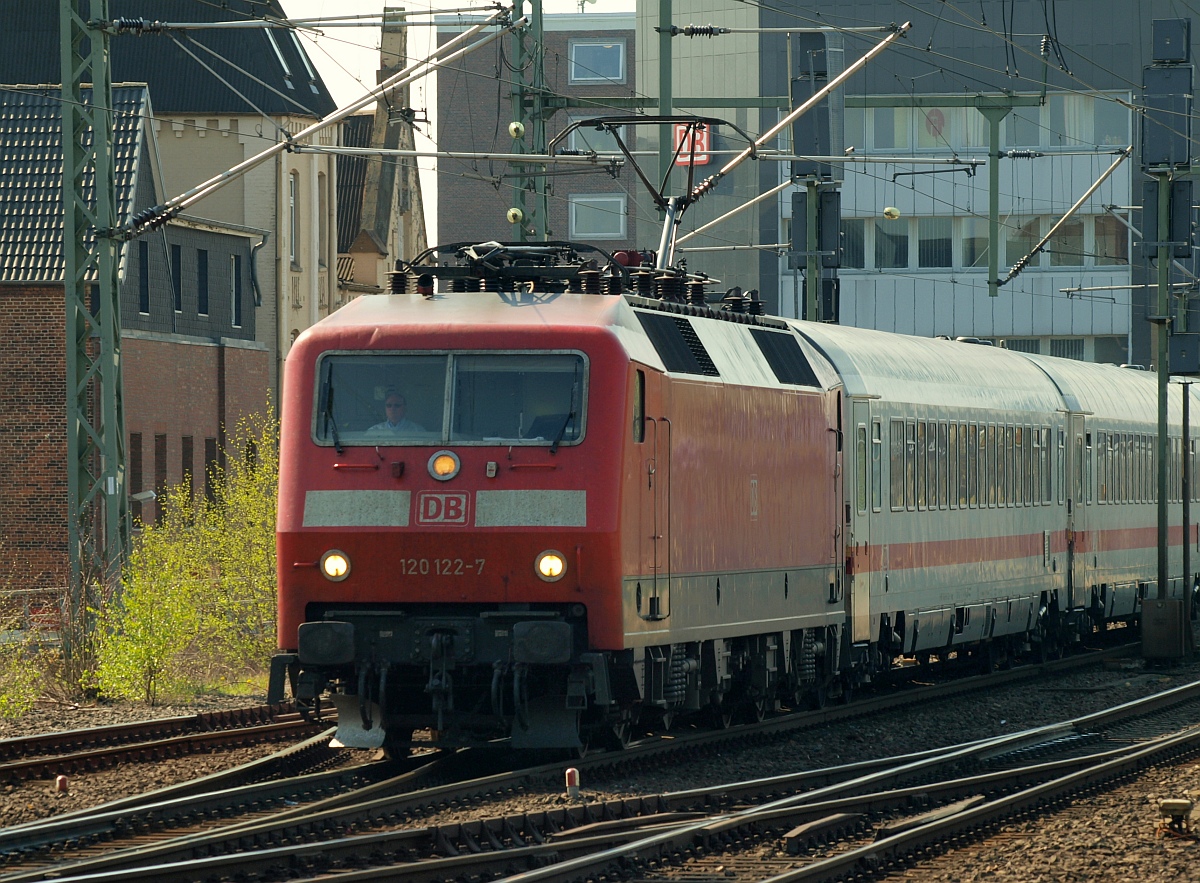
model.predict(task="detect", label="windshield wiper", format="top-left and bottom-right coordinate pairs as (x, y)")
top-left (322, 370), bottom-right (343, 454)
top-left (550, 411), bottom-right (574, 454)
top-left (550, 373), bottom-right (580, 454)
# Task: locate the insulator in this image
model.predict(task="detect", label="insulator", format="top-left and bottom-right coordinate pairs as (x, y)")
top-left (450, 277), bottom-right (468, 293)
top-left (686, 280), bottom-right (708, 306)
top-left (478, 277), bottom-right (501, 292)
top-left (632, 269), bottom-right (656, 297)
top-left (723, 291), bottom-right (746, 313)
top-left (601, 274), bottom-right (623, 295)
top-left (578, 270), bottom-right (601, 294)
top-left (653, 274), bottom-right (678, 301)
top-left (684, 25), bottom-right (720, 37)
top-left (747, 289), bottom-right (764, 315)
top-left (389, 271), bottom-right (410, 294)
top-left (568, 274), bottom-right (584, 293)
top-left (1006, 150), bottom-right (1042, 159)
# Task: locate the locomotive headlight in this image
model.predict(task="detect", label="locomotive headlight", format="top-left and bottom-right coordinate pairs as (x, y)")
top-left (320, 549), bottom-right (351, 581)
top-left (535, 550), bottom-right (566, 582)
top-left (428, 450), bottom-right (461, 481)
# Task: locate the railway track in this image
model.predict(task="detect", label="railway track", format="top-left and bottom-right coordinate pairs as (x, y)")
top-left (0, 645), bottom-right (1165, 882)
top-left (0, 704), bottom-right (312, 783)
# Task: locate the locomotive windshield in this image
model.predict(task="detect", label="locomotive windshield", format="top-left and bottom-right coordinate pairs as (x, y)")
top-left (314, 351), bottom-right (586, 447)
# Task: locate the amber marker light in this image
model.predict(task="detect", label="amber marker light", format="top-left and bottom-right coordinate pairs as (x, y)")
top-left (535, 550), bottom-right (566, 582)
top-left (320, 550), bottom-right (351, 581)
top-left (428, 450), bottom-right (461, 481)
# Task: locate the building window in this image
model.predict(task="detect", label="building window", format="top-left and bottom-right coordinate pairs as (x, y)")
top-left (918, 217), bottom-right (952, 267)
top-left (875, 219), bottom-right (909, 268)
top-left (1004, 338), bottom-right (1040, 353)
top-left (129, 432), bottom-right (143, 523)
top-left (844, 107), bottom-right (864, 151)
top-left (1095, 96), bottom-right (1130, 146)
top-left (231, 254), bottom-right (243, 327)
top-left (318, 172), bottom-right (328, 267)
top-left (1007, 106), bottom-right (1041, 147)
top-left (1049, 218), bottom-right (1085, 266)
top-left (841, 218), bottom-right (864, 268)
top-left (1095, 215), bottom-right (1129, 265)
top-left (182, 435), bottom-right (193, 499)
top-left (1050, 338), bottom-right (1084, 360)
top-left (197, 249), bottom-right (209, 315)
top-left (289, 172), bottom-right (299, 266)
top-left (873, 106), bottom-right (910, 149)
top-left (1004, 217), bottom-right (1040, 268)
top-left (568, 39), bottom-right (625, 84)
top-left (1049, 94), bottom-right (1091, 147)
top-left (205, 437), bottom-right (218, 502)
top-left (138, 239), bottom-right (150, 315)
top-left (171, 243), bottom-right (182, 312)
top-left (917, 107), bottom-right (956, 149)
top-left (962, 217), bottom-right (989, 268)
top-left (154, 433), bottom-right (167, 525)
top-left (569, 193), bottom-right (626, 239)
top-left (568, 115), bottom-right (625, 154)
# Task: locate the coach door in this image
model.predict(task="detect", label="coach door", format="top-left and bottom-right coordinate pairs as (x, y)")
top-left (848, 400), bottom-right (876, 642)
top-left (1066, 414), bottom-right (1087, 611)
top-left (638, 371), bottom-right (671, 621)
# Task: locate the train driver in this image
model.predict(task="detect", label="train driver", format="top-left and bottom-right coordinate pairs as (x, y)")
top-left (369, 388), bottom-right (426, 433)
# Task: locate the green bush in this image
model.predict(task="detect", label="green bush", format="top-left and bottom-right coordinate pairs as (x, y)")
top-left (94, 411), bottom-right (279, 704)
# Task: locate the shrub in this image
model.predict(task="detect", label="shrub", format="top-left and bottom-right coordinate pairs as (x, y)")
top-left (94, 411), bottom-right (278, 704)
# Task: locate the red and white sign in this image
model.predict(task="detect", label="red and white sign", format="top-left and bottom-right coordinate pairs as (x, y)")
top-left (674, 123), bottom-right (710, 166)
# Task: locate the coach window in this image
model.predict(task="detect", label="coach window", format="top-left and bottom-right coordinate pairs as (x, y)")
top-left (872, 421), bottom-right (883, 511)
top-left (890, 419), bottom-right (905, 510)
top-left (968, 423), bottom-right (979, 507)
top-left (938, 422), bottom-right (949, 509)
top-left (959, 422), bottom-right (970, 507)
top-left (984, 425), bottom-right (996, 507)
top-left (633, 369), bottom-right (645, 443)
top-left (1085, 433), bottom-right (1093, 504)
top-left (906, 421), bottom-right (917, 510)
top-left (915, 421), bottom-right (926, 510)
top-left (1045, 428), bottom-right (1054, 502)
top-left (947, 423), bottom-right (958, 509)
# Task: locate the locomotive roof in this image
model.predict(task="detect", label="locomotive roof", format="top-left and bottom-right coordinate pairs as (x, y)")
top-left (791, 322), bottom-right (1071, 414)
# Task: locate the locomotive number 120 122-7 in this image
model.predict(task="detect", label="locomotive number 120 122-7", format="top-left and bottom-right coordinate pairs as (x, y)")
top-left (399, 558), bottom-right (485, 576)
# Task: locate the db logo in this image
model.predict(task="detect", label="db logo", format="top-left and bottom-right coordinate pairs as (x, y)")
top-left (416, 491), bottom-right (470, 525)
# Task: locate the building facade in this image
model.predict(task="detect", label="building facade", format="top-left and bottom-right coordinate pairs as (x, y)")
top-left (0, 85), bottom-right (267, 590)
top-left (639, 0), bottom-right (1197, 366)
top-left (437, 13), bottom-right (640, 251)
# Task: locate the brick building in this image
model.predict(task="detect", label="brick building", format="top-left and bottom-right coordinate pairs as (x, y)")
top-left (0, 85), bottom-right (267, 591)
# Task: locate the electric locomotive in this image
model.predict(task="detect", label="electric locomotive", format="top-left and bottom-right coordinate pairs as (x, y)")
top-left (270, 242), bottom-right (853, 750)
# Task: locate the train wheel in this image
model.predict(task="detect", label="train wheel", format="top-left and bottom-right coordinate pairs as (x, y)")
top-left (809, 680), bottom-right (828, 710)
top-left (747, 696), bottom-right (768, 723)
top-left (711, 706), bottom-right (734, 730)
